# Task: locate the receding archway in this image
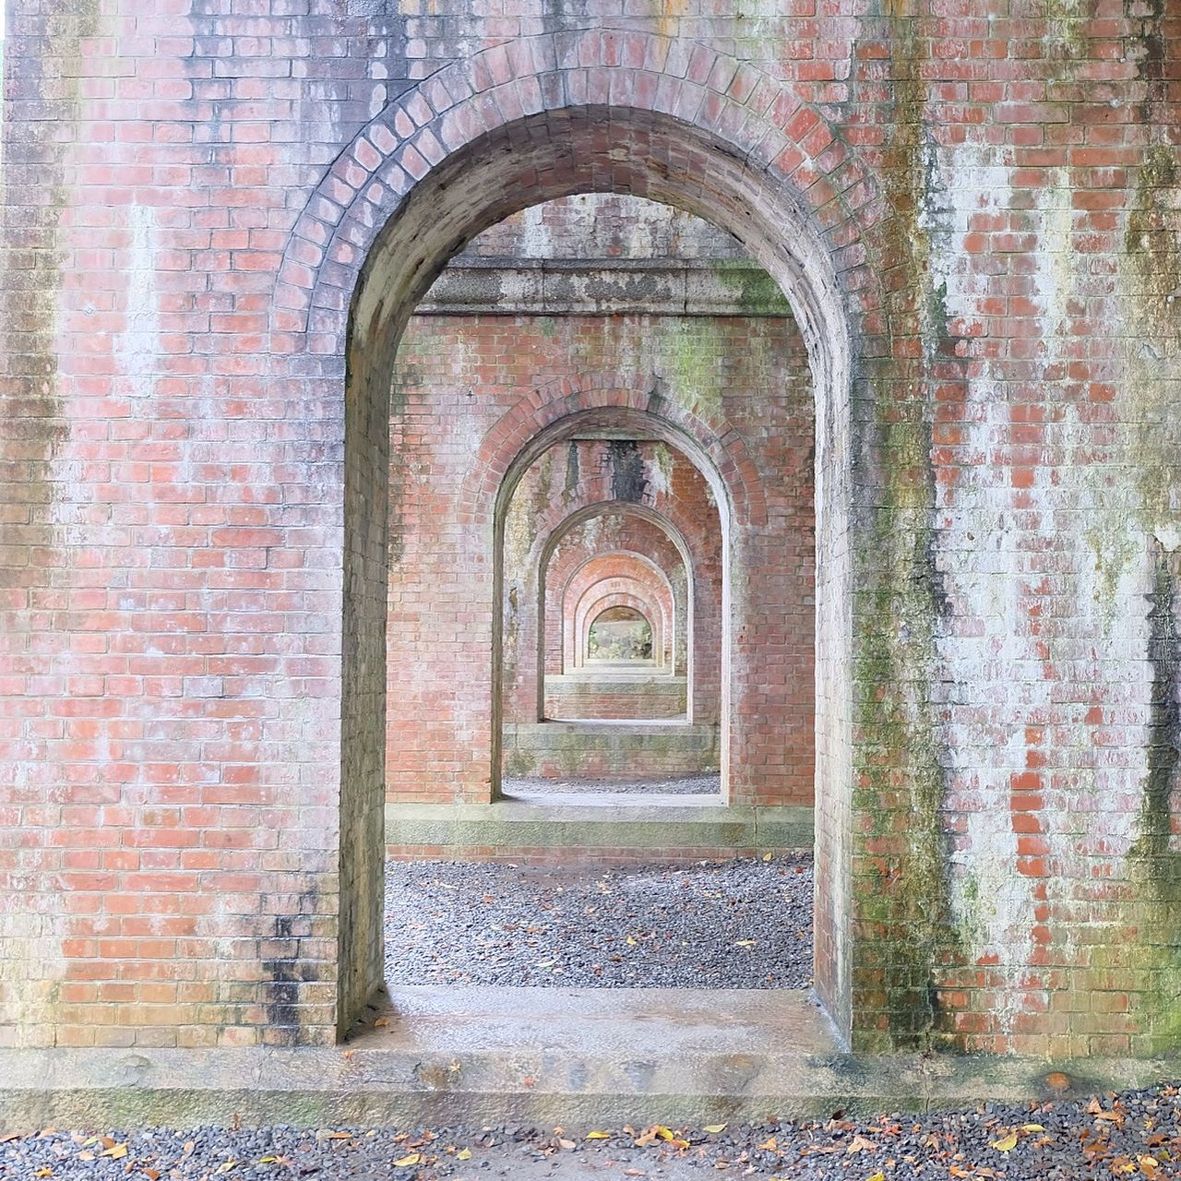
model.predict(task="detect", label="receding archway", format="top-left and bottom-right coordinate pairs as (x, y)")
top-left (309, 76), bottom-right (863, 1040)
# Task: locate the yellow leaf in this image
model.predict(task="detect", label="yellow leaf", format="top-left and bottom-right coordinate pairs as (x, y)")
top-left (989, 1132), bottom-right (1018, 1152)
top-left (258, 1156), bottom-right (282, 1165)
top-left (867, 1173), bottom-right (886, 1181)
top-left (654, 1126), bottom-right (675, 1141)
top-left (1140, 1156), bottom-right (1161, 1179)
top-left (457, 1148), bottom-right (472, 1161)
top-left (762, 853), bottom-right (773, 861)
top-left (1021, 1124), bottom-right (1045, 1132)
top-left (101, 1144), bottom-right (128, 1159)
top-left (35, 1169), bottom-right (52, 1179)
top-left (626, 936), bottom-right (637, 947)
top-left (215, 1162), bottom-right (237, 1175)
top-left (585, 1131), bottom-right (611, 1140)
top-left (757, 1136), bottom-right (778, 1151)
top-left (702, 1124), bottom-right (727, 1134)
top-left (393, 1152), bottom-right (421, 1167)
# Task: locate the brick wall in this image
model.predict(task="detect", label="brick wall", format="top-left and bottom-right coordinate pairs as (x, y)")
top-left (387, 310), bottom-right (813, 803)
top-left (1, 1), bottom-right (1178, 1057)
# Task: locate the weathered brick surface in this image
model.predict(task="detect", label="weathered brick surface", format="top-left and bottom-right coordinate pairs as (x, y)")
top-left (1, 1), bottom-right (1178, 1057)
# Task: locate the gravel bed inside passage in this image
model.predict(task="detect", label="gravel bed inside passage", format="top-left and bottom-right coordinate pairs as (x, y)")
top-left (384, 855), bottom-right (812, 988)
top-left (7, 1085), bottom-right (1181, 1180)
top-left (502, 773), bottom-right (721, 795)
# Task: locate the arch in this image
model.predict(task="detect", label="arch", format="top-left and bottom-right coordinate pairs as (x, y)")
top-left (324, 48), bottom-right (870, 1041)
top-left (563, 556), bottom-right (674, 671)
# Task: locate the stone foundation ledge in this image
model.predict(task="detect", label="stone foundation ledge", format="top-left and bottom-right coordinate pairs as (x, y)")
top-left (385, 800), bottom-right (814, 860)
top-left (2, 1033), bottom-right (1176, 1130)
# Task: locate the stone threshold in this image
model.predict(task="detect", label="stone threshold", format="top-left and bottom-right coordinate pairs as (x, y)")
top-left (4, 986), bottom-right (1178, 1130)
top-left (385, 799), bottom-right (814, 857)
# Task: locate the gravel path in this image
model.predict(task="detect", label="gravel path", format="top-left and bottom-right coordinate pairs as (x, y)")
top-left (7, 1085), bottom-right (1181, 1179)
top-left (384, 856), bottom-right (813, 988)
top-left (503, 773), bottom-right (720, 795)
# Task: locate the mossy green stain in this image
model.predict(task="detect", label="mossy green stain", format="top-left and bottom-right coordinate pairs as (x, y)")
top-left (1125, 547), bottom-right (1181, 1051)
top-left (712, 261), bottom-right (792, 317)
top-left (661, 318), bottom-right (726, 422)
top-left (846, 6), bottom-right (963, 1051)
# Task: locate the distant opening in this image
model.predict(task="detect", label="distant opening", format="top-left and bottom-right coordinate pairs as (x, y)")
top-left (587, 606), bottom-right (654, 663)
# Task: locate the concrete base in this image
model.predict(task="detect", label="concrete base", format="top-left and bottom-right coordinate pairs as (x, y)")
top-left (502, 720), bottom-right (719, 779)
top-left (386, 796), bottom-right (814, 860)
top-left (5, 986), bottom-right (1180, 1130)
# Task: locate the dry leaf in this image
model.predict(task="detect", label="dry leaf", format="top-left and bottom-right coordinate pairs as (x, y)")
top-left (762, 853), bottom-right (773, 861)
top-left (585, 1131), bottom-right (612, 1140)
top-left (654, 1126), bottom-right (676, 1142)
top-left (456, 1148), bottom-right (472, 1160)
top-left (846, 1135), bottom-right (877, 1155)
top-left (702, 1124), bottom-right (727, 1134)
top-left (1140, 1156), bottom-right (1161, 1179)
top-left (558, 1138), bottom-right (575, 1150)
top-left (214, 1162), bottom-right (237, 1174)
top-left (144, 1170), bottom-right (160, 1181)
top-left (734, 940), bottom-right (756, 948)
top-left (101, 1144), bottom-right (128, 1160)
top-left (78, 1153), bottom-right (95, 1163)
top-left (1021, 1123), bottom-right (1045, 1132)
top-left (626, 936), bottom-right (637, 947)
top-left (757, 1136), bottom-right (778, 1151)
top-left (989, 1132), bottom-right (1018, 1152)
top-left (34, 1169), bottom-right (52, 1179)
top-left (866, 1173), bottom-right (886, 1181)
top-left (393, 1152), bottom-right (421, 1167)
top-left (317, 1131), bottom-right (352, 1141)
top-left (258, 1156), bottom-right (283, 1165)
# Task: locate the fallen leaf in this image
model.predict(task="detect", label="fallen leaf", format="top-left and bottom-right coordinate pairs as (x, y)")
top-left (866, 1173), bottom-right (886, 1181)
top-left (654, 1126), bottom-right (676, 1142)
top-left (558, 1139), bottom-right (575, 1150)
top-left (456, 1148), bottom-right (472, 1161)
top-left (846, 1134), bottom-right (877, 1155)
top-left (757, 1136), bottom-right (778, 1151)
top-left (144, 1170), bottom-right (160, 1181)
top-left (258, 1156), bottom-right (284, 1165)
top-left (626, 936), bottom-right (637, 947)
top-left (374, 1017), bottom-right (390, 1028)
top-left (78, 1153), bottom-right (95, 1162)
top-left (949, 1169), bottom-right (971, 1179)
top-left (101, 1144), bottom-right (128, 1160)
top-left (762, 853), bottom-right (773, 861)
top-left (585, 1131), bottom-right (612, 1140)
top-left (989, 1132), bottom-right (1018, 1152)
top-left (34, 1169), bottom-right (52, 1179)
top-left (393, 1152), bottom-right (421, 1167)
top-left (1021, 1123), bottom-right (1046, 1132)
top-left (734, 940), bottom-right (756, 948)
top-left (317, 1131), bottom-right (352, 1141)
top-left (1140, 1156), bottom-right (1161, 1179)
top-left (702, 1124), bottom-right (727, 1134)
top-left (215, 1162), bottom-right (237, 1175)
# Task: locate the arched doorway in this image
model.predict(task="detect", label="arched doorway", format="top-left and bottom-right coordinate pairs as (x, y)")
top-left (278, 50), bottom-right (868, 1041)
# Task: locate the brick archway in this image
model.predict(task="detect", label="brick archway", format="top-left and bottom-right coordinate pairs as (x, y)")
top-left (309, 40), bottom-right (876, 1040)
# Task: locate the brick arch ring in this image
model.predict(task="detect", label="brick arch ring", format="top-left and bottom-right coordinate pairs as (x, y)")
top-left (268, 26), bottom-right (884, 425)
top-left (464, 373), bottom-right (765, 529)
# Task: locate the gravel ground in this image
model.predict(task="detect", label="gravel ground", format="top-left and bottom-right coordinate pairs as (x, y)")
top-left (6, 1086), bottom-right (1181, 1179)
top-left (502, 773), bottom-right (720, 795)
top-left (384, 855), bottom-right (812, 988)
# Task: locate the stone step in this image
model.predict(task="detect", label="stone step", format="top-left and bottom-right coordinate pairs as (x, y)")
top-left (386, 797), bottom-right (814, 861)
top-left (1, 985), bottom-right (1123, 1129)
top-left (503, 720), bottom-right (719, 779)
